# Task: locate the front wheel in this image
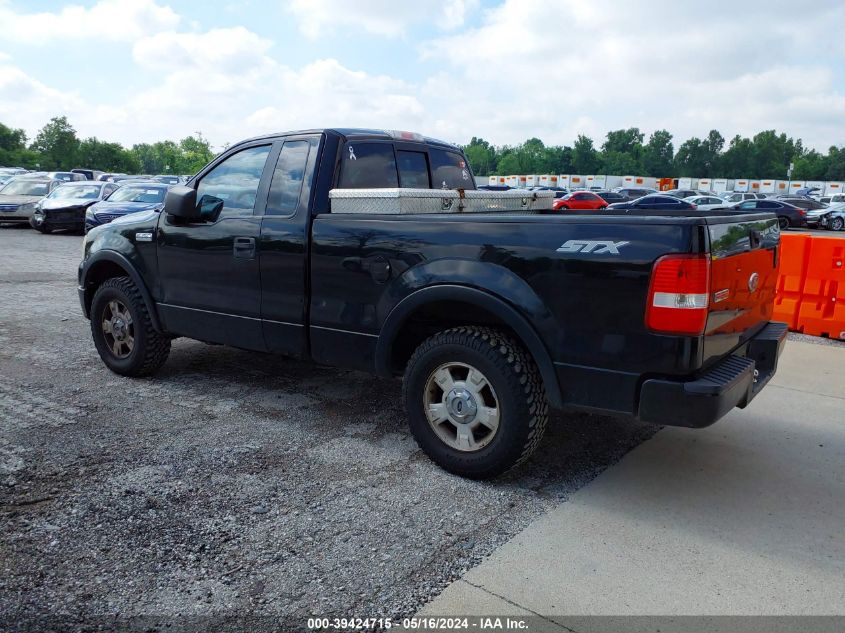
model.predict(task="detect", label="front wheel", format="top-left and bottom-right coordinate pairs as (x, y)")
top-left (90, 277), bottom-right (171, 377)
top-left (36, 223), bottom-right (51, 234)
top-left (778, 216), bottom-right (790, 230)
top-left (832, 217), bottom-right (844, 231)
top-left (402, 326), bottom-right (548, 479)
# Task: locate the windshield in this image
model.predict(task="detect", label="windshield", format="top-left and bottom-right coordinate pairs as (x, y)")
top-left (107, 186), bottom-right (166, 203)
top-left (48, 184), bottom-right (102, 200)
top-left (0, 180), bottom-right (49, 196)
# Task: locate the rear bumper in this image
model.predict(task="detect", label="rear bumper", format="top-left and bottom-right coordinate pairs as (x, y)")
top-left (638, 322), bottom-right (788, 428)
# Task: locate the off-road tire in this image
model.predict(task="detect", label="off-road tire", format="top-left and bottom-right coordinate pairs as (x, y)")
top-left (403, 326), bottom-right (548, 479)
top-left (90, 276), bottom-right (170, 377)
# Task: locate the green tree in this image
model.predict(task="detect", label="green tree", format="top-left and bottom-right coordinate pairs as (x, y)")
top-left (0, 122), bottom-right (37, 167)
top-left (720, 135), bottom-right (755, 178)
top-left (462, 137), bottom-right (497, 176)
top-left (178, 133), bottom-right (215, 174)
top-left (825, 146), bottom-right (845, 181)
top-left (30, 116), bottom-right (79, 170)
top-left (791, 150), bottom-right (829, 180)
top-left (571, 134), bottom-right (601, 174)
top-left (77, 137), bottom-right (141, 173)
top-left (642, 130), bottom-right (674, 176)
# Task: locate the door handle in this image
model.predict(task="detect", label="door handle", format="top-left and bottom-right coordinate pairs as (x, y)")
top-left (233, 237), bottom-right (256, 259)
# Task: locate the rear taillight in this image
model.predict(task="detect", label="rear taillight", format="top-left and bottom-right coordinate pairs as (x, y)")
top-left (799, 209), bottom-right (807, 216)
top-left (689, 203), bottom-right (697, 210)
top-left (645, 254), bottom-right (711, 335)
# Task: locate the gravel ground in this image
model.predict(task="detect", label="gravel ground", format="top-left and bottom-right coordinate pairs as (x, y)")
top-left (0, 227), bottom-right (658, 632)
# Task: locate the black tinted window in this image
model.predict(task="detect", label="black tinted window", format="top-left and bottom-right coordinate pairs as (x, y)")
top-left (758, 201), bottom-right (777, 208)
top-left (267, 140), bottom-right (310, 216)
top-left (339, 142), bottom-right (398, 188)
top-left (196, 145), bottom-right (271, 219)
top-left (397, 151), bottom-right (430, 188)
top-left (429, 148), bottom-right (474, 189)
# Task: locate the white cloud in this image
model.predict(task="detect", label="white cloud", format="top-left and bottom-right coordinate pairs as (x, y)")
top-left (420, 0), bottom-right (845, 149)
top-left (287, 0), bottom-right (478, 38)
top-left (0, 0), bottom-right (180, 43)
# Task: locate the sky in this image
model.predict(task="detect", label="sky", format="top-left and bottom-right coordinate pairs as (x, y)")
top-left (1, 0), bottom-right (844, 152)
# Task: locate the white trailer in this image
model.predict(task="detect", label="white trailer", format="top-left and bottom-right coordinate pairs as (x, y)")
top-left (558, 175), bottom-right (570, 189)
top-left (698, 178), bottom-right (713, 192)
top-left (805, 180), bottom-right (824, 193)
top-left (733, 179), bottom-right (750, 192)
top-left (605, 175), bottom-right (623, 189)
top-left (787, 180), bottom-right (806, 194)
top-left (621, 175), bottom-right (658, 189)
top-left (677, 177), bottom-right (699, 190)
top-left (824, 181), bottom-right (845, 195)
top-left (758, 180), bottom-right (776, 194)
top-left (773, 180), bottom-right (790, 194)
top-left (712, 179), bottom-right (733, 193)
top-left (585, 175), bottom-right (605, 190)
top-left (568, 175), bottom-right (586, 190)
top-left (538, 174), bottom-right (558, 188)
top-left (505, 175), bottom-right (518, 188)
top-left (524, 175), bottom-right (540, 188)
top-left (748, 180), bottom-right (761, 192)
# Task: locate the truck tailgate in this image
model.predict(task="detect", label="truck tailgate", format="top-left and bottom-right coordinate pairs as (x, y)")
top-left (703, 216), bottom-right (780, 365)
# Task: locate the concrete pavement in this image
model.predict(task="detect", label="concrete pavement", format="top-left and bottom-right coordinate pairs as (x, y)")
top-left (421, 340), bottom-right (845, 621)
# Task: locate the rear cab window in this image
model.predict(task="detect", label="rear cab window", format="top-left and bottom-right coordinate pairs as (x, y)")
top-left (339, 141), bottom-right (475, 191)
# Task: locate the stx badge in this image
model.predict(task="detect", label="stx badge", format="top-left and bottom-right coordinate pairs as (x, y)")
top-left (556, 240), bottom-right (630, 255)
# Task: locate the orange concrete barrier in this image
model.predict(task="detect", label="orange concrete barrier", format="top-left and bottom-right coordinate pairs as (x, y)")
top-left (796, 236), bottom-right (845, 340)
top-left (772, 233), bottom-right (811, 330)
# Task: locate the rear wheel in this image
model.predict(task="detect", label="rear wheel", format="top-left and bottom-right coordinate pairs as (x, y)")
top-left (36, 223), bottom-right (51, 234)
top-left (778, 216), bottom-right (790, 230)
top-left (90, 277), bottom-right (170, 377)
top-left (403, 326), bottom-right (548, 479)
top-left (832, 217), bottom-right (844, 231)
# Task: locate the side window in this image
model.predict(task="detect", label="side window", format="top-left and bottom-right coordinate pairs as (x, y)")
top-left (397, 151), bottom-right (430, 188)
top-left (738, 201), bottom-right (756, 209)
top-left (266, 140), bottom-right (311, 216)
top-left (196, 145), bottom-right (271, 219)
top-left (339, 142), bottom-right (398, 188)
top-left (429, 148), bottom-right (474, 189)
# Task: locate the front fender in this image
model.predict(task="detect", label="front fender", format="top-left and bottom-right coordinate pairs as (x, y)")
top-left (79, 249), bottom-right (162, 332)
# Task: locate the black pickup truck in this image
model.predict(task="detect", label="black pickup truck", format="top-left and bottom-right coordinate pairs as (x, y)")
top-left (78, 128), bottom-right (787, 478)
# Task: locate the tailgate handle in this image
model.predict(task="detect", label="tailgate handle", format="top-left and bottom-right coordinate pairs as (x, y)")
top-left (749, 229), bottom-right (762, 249)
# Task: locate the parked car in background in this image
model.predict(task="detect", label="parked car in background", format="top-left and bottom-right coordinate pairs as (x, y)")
top-left (71, 168), bottom-right (105, 181)
top-left (595, 190), bottom-right (626, 205)
top-left (819, 203), bottom-right (845, 231)
top-left (684, 195), bottom-right (727, 211)
top-left (722, 192), bottom-right (767, 203)
top-left (0, 176), bottom-right (63, 225)
top-left (793, 187), bottom-right (821, 197)
top-left (98, 173), bottom-right (127, 182)
top-left (112, 175), bottom-right (153, 183)
top-left (552, 190), bottom-right (607, 211)
top-left (776, 196), bottom-right (828, 212)
top-left (152, 175), bottom-right (183, 185)
top-left (730, 199), bottom-right (806, 229)
top-left (818, 193), bottom-right (845, 206)
top-left (31, 181), bottom-right (120, 233)
top-left (476, 185), bottom-right (512, 191)
top-left (607, 194), bottom-right (697, 211)
top-left (535, 186), bottom-right (569, 198)
top-left (84, 182), bottom-right (169, 232)
top-left (664, 188), bottom-right (709, 199)
top-left (613, 187), bottom-right (658, 201)
top-left (47, 171), bottom-right (87, 182)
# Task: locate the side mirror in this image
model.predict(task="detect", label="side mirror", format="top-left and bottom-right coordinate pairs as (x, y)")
top-left (164, 185), bottom-right (200, 220)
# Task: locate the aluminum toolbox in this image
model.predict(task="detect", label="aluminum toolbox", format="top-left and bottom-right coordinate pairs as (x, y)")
top-left (329, 188), bottom-right (554, 215)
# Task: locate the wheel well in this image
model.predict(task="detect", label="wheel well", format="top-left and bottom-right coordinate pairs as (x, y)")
top-left (389, 300), bottom-right (523, 375)
top-left (83, 260), bottom-right (130, 312)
